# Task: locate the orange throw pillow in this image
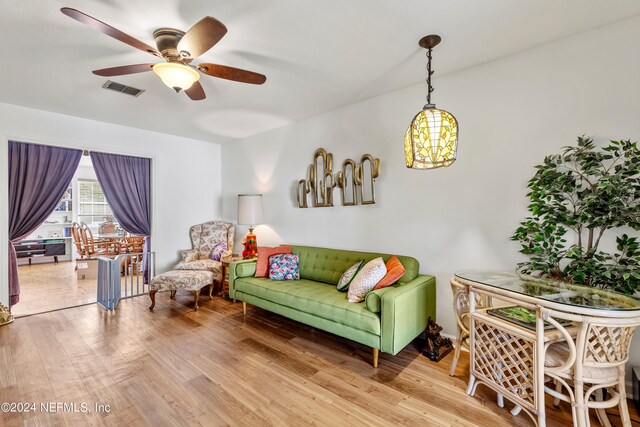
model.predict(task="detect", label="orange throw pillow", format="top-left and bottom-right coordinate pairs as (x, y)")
top-left (255, 246), bottom-right (291, 277)
top-left (373, 256), bottom-right (406, 290)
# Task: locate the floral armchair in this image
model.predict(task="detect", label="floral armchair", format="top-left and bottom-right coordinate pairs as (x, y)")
top-left (174, 221), bottom-right (235, 278)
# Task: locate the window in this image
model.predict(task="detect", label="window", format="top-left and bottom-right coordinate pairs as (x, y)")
top-left (78, 179), bottom-right (115, 228)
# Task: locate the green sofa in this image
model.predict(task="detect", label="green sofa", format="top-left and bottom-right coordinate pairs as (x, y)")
top-left (228, 245), bottom-right (436, 367)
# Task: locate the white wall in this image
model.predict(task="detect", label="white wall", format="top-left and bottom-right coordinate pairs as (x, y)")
top-left (0, 102), bottom-right (222, 305)
top-left (221, 16), bottom-right (640, 384)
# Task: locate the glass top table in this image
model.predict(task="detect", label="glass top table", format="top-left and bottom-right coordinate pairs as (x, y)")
top-left (454, 270), bottom-right (640, 315)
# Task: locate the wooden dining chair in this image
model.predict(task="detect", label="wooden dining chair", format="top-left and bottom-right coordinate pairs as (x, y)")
top-left (79, 222), bottom-right (114, 258)
top-left (119, 233), bottom-right (145, 275)
top-left (120, 234), bottom-right (144, 254)
top-left (544, 315), bottom-right (640, 427)
top-left (71, 222), bottom-right (86, 259)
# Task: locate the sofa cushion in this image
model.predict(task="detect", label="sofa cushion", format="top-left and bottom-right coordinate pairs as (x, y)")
top-left (236, 262), bottom-right (256, 277)
top-left (374, 256), bottom-right (407, 290)
top-left (256, 246), bottom-right (291, 277)
top-left (290, 245), bottom-right (419, 285)
top-left (347, 257), bottom-right (387, 303)
top-left (234, 277), bottom-right (380, 335)
top-left (364, 291), bottom-right (382, 313)
top-left (336, 260), bottom-right (364, 292)
top-left (269, 254), bottom-right (300, 281)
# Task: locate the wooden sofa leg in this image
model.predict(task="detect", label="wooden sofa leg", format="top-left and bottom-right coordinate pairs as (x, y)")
top-left (242, 301), bottom-right (247, 316)
top-left (373, 348), bottom-right (379, 368)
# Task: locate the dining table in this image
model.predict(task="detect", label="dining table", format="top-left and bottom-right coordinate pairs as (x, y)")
top-left (451, 270), bottom-right (640, 427)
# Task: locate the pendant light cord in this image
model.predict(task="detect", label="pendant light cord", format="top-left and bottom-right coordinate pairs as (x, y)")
top-left (425, 48), bottom-right (434, 105)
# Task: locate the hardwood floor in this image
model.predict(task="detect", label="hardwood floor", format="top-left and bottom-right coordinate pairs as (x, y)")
top-left (1, 294), bottom-right (638, 426)
top-left (13, 261), bottom-right (146, 317)
top-left (12, 261), bottom-right (98, 317)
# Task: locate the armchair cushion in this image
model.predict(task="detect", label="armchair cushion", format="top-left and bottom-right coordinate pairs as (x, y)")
top-left (181, 249), bottom-right (199, 263)
top-left (175, 259), bottom-right (222, 277)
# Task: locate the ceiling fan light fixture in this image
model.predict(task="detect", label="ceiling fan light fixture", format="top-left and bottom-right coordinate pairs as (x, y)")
top-left (152, 62), bottom-right (200, 92)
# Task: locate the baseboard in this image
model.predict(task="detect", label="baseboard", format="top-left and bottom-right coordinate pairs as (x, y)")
top-left (441, 331), bottom-right (456, 340)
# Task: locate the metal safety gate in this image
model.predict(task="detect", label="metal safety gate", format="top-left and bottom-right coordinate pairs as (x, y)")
top-left (97, 252), bottom-right (155, 310)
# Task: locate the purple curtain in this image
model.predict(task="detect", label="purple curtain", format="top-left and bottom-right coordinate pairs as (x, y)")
top-left (8, 141), bottom-right (82, 307)
top-left (89, 152), bottom-right (151, 279)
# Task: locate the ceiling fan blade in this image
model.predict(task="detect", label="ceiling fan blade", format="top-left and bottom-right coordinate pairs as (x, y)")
top-left (197, 64), bottom-right (266, 85)
top-left (185, 81), bottom-right (206, 100)
top-left (92, 64), bottom-right (155, 76)
top-left (61, 7), bottom-right (160, 57)
top-left (177, 17), bottom-right (227, 58)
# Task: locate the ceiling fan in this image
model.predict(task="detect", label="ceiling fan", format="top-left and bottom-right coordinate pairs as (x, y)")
top-left (60, 7), bottom-right (266, 101)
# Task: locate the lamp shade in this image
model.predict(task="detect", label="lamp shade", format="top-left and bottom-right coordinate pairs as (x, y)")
top-left (152, 62), bottom-right (200, 92)
top-left (237, 194), bottom-right (263, 226)
top-left (404, 106), bottom-right (458, 169)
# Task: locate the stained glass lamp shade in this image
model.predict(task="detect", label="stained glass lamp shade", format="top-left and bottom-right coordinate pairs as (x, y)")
top-left (405, 34), bottom-right (458, 170)
top-left (404, 106), bottom-right (458, 169)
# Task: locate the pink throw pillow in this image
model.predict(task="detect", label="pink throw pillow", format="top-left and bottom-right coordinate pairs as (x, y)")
top-left (255, 246), bottom-right (291, 277)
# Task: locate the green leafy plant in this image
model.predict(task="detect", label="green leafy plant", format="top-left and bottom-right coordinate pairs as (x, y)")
top-left (512, 136), bottom-right (640, 295)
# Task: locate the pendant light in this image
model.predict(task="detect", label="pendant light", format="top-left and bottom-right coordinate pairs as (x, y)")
top-left (404, 35), bottom-right (458, 169)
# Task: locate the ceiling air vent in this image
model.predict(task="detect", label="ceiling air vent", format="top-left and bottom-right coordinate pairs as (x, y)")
top-left (102, 80), bottom-right (145, 97)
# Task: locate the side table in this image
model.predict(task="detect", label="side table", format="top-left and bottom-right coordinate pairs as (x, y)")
top-left (220, 255), bottom-right (243, 298)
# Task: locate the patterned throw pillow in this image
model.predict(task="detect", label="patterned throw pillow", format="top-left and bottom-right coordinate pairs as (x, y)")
top-left (269, 254), bottom-right (300, 281)
top-left (373, 256), bottom-right (406, 290)
top-left (347, 257), bottom-right (387, 303)
top-left (337, 260), bottom-right (364, 292)
top-left (210, 242), bottom-right (227, 261)
top-left (256, 246), bottom-right (292, 277)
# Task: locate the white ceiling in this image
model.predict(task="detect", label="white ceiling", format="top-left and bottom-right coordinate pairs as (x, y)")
top-left (1, 0), bottom-right (640, 145)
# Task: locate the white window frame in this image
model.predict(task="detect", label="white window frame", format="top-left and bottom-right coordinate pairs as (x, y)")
top-left (77, 179), bottom-right (115, 230)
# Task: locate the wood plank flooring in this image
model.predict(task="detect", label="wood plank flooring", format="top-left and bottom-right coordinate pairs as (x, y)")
top-left (1, 293), bottom-right (638, 426)
top-left (13, 262), bottom-right (145, 317)
top-left (13, 262), bottom-right (98, 317)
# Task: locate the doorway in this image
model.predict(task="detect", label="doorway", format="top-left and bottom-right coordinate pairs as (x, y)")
top-left (9, 145), bottom-right (152, 317)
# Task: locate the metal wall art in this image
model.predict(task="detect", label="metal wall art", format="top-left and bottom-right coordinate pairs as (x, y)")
top-left (296, 148), bottom-right (381, 208)
top-left (355, 154), bottom-right (381, 205)
top-left (336, 159), bottom-right (357, 206)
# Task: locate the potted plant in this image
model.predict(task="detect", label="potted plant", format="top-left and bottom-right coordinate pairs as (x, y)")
top-left (512, 136), bottom-right (640, 296)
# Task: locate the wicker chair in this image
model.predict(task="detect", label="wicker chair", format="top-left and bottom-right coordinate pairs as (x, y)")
top-left (449, 280), bottom-right (493, 376)
top-left (544, 315), bottom-right (640, 427)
